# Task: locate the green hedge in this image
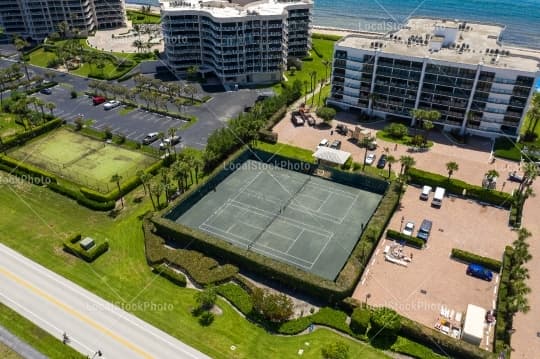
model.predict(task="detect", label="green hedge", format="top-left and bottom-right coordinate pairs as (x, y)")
top-left (0, 156), bottom-right (57, 185)
top-left (143, 221), bottom-right (238, 286)
top-left (48, 183), bottom-right (115, 211)
top-left (494, 246), bottom-right (512, 355)
top-left (154, 263), bottom-right (187, 287)
top-left (25, 81), bottom-right (58, 95)
top-left (63, 234), bottom-right (109, 262)
top-left (216, 283), bottom-right (253, 315)
top-left (277, 316), bottom-right (312, 335)
top-left (311, 307), bottom-right (352, 334)
top-left (386, 229), bottom-right (425, 248)
top-left (139, 105), bottom-right (196, 122)
top-left (350, 307), bottom-right (371, 335)
top-left (450, 248), bottom-right (502, 272)
top-left (407, 167), bottom-right (512, 208)
top-left (0, 118), bottom-right (62, 152)
top-left (312, 33), bottom-right (343, 41)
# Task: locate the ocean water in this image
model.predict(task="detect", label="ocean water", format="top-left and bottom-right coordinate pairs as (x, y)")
top-left (128, 0), bottom-right (540, 48)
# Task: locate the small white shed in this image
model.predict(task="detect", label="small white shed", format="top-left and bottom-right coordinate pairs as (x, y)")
top-left (462, 304), bottom-right (486, 346)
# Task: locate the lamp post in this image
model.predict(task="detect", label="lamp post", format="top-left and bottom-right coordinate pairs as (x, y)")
top-left (400, 216), bottom-right (404, 232)
top-left (365, 293), bottom-right (371, 306)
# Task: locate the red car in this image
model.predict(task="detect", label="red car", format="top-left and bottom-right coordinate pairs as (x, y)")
top-left (92, 96), bottom-right (106, 105)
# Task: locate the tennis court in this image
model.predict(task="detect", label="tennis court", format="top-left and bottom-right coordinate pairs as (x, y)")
top-left (9, 129), bottom-right (155, 191)
top-left (174, 159), bottom-right (382, 280)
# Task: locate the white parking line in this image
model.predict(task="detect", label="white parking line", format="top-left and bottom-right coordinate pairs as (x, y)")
top-left (126, 130), bottom-right (138, 138)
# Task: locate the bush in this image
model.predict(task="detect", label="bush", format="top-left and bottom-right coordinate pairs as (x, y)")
top-left (48, 183), bottom-right (115, 211)
top-left (316, 107), bottom-right (336, 122)
top-left (251, 288), bottom-right (294, 323)
top-left (63, 234), bottom-right (109, 262)
top-left (312, 307), bottom-right (351, 334)
top-left (321, 341), bottom-right (349, 359)
top-left (451, 248), bottom-right (502, 272)
top-left (198, 311), bottom-right (215, 326)
top-left (216, 283), bottom-right (253, 315)
top-left (70, 90), bottom-right (77, 98)
top-left (195, 286), bottom-right (217, 310)
top-left (350, 307), bottom-right (371, 334)
top-left (312, 33), bottom-right (342, 41)
top-left (370, 307), bottom-right (401, 338)
top-left (277, 316), bottom-right (312, 334)
top-left (154, 263), bottom-right (187, 287)
top-left (384, 123), bottom-right (408, 139)
top-left (386, 229), bottom-right (424, 249)
top-left (341, 157), bottom-right (353, 171)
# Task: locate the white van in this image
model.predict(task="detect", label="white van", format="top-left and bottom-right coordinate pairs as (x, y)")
top-left (419, 185), bottom-right (432, 200)
top-left (432, 187), bottom-right (446, 208)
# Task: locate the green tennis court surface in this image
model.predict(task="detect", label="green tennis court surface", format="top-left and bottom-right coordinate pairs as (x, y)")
top-left (174, 159), bottom-right (382, 280)
top-left (9, 128), bottom-right (155, 191)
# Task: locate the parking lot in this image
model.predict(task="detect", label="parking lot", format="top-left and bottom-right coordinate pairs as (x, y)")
top-left (352, 185), bottom-right (515, 350)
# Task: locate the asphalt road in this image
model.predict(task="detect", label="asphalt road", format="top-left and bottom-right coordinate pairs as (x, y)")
top-left (0, 243), bottom-right (210, 359)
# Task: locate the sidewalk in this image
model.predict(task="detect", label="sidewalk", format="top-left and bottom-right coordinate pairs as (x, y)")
top-left (0, 325), bottom-right (46, 359)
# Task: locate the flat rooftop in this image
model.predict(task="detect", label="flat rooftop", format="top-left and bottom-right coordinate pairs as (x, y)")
top-left (337, 18), bottom-right (540, 72)
top-left (160, 0), bottom-right (312, 18)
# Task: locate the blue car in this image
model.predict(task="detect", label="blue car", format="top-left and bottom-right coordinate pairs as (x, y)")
top-left (466, 264), bottom-right (493, 281)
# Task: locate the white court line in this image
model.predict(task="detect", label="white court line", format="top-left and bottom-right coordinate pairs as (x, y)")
top-left (314, 191), bottom-right (331, 212)
top-left (307, 233), bottom-right (335, 269)
top-left (341, 191), bottom-right (362, 224)
top-left (286, 228), bottom-right (305, 253)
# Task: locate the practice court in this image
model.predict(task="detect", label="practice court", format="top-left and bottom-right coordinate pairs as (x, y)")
top-left (174, 160), bottom-right (382, 280)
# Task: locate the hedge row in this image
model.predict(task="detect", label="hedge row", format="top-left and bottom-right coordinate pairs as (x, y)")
top-left (216, 283), bottom-right (253, 315)
top-left (48, 183), bottom-right (115, 211)
top-left (450, 248), bottom-right (502, 272)
top-left (153, 263), bottom-right (187, 287)
top-left (407, 167), bottom-right (512, 208)
top-left (386, 229), bottom-right (425, 249)
top-left (63, 234), bottom-right (109, 262)
top-left (25, 81), bottom-right (58, 95)
top-left (494, 246), bottom-right (512, 354)
top-left (0, 156), bottom-right (57, 185)
top-left (0, 118), bottom-right (62, 152)
top-left (139, 105), bottom-right (196, 122)
top-left (143, 221), bottom-right (238, 286)
top-left (350, 307), bottom-right (371, 335)
top-left (257, 105), bottom-right (286, 144)
top-left (275, 307), bottom-right (352, 335)
top-left (312, 33), bottom-right (343, 41)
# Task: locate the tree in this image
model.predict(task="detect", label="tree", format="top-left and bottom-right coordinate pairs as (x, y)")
top-left (186, 66), bottom-right (198, 80)
top-left (485, 169), bottom-right (499, 181)
top-left (384, 123), bottom-right (408, 139)
top-left (184, 84), bottom-right (197, 105)
top-left (422, 119), bottom-right (434, 144)
top-left (303, 80), bottom-right (309, 104)
top-left (321, 341), bottom-right (349, 359)
top-left (46, 102), bottom-right (56, 117)
top-left (167, 127), bottom-right (178, 156)
top-left (57, 21), bottom-right (70, 38)
top-left (316, 107), bottom-right (336, 123)
top-left (446, 161), bottom-right (459, 180)
top-left (132, 39), bottom-right (144, 53)
top-left (361, 136), bottom-right (372, 170)
top-left (399, 155), bottom-right (416, 176)
top-left (251, 288), bottom-right (294, 323)
top-left (317, 79), bottom-right (325, 108)
top-left (194, 286), bottom-right (217, 310)
top-left (370, 307), bottom-right (401, 338)
top-left (110, 174), bottom-right (124, 208)
top-left (150, 182), bottom-right (164, 209)
top-left (14, 37), bottom-right (30, 81)
top-left (386, 155), bottom-right (397, 178)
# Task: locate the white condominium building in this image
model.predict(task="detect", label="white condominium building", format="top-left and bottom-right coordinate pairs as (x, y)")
top-left (328, 18), bottom-right (540, 138)
top-left (160, 0), bottom-right (312, 84)
top-left (0, 0), bottom-right (126, 41)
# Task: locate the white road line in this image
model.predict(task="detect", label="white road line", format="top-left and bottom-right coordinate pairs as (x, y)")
top-left (375, 249), bottom-right (380, 256)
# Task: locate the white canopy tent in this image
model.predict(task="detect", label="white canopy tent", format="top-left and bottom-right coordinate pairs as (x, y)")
top-left (462, 304), bottom-right (486, 346)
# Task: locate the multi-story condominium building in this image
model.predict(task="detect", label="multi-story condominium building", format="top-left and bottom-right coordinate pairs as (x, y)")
top-left (328, 18), bottom-right (540, 138)
top-left (0, 0), bottom-right (126, 41)
top-left (160, 0), bottom-right (312, 84)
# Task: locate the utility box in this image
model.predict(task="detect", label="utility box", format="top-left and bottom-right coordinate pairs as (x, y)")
top-left (353, 127), bottom-right (371, 141)
top-left (80, 237), bottom-right (95, 251)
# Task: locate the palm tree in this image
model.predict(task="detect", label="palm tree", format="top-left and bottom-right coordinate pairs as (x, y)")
top-left (132, 39), bottom-right (144, 53)
top-left (399, 155), bottom-right (416, 176)
top-left (386, 155), bottom-right (396, 178)
top-left (57, 21), bottom-right (70, 38)
top-left (446, 161), bottom-right (459, 180)
top-left (422, 119), bottom-right (434, 144)
top-left (167, 127), bottom-right (178, 156)
top-left (110, 174), bottom-right (124, 208)
top-left (316, 79), bottom-right (325, 108)
top-left (183, 84), bottom-right (197, 105)
top-left (14, 37), bottom-right (30, 81)
top-left (174, 98), bottom-right (184, 113)
top-left (186, 66), bottom-right (198, 80)
top-left (519, 162), bottom-right (538, 195)
top-left (485, 169), bottom-right (499, 181)
top-left (360, 137), bottom-right (372, 170)
top-left (46, 102), bottom-right (56, 117)
top-left (151, 182), bottom-right (164, 209)
top-left (34, 98), bottom-right (46, 120)
top-left (303, 80), bottom-right (309, 104)
top-left (322, 60), bottom-right (330, 81)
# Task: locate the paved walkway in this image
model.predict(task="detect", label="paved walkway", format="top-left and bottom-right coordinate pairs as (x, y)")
top-left (0, 326), bottom-right (46, 359)
top-left (510, 180), bottom-right (540, 358)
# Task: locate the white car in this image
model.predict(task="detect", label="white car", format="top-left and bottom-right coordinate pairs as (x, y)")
top-left (365, 153), bottom-right (376, 165)
top-left (317, 138), bottom-right (329, 149)
top-left (402, 221), bottom-right (415, 236)
top-left (103, 100), bottom-right (121, 110)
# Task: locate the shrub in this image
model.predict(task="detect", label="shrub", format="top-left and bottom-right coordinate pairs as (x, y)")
top-left (384, 123), bottom-right (408, 139)
top-left (312, 33), bottom-right (342, 41)
top-left (198, 311), bottom-right (215, 326)
top-left (350, 307), bottom-right (371, 335)
top-left (321, 341), bottom-right (349, 359)
top-left (251, 288), bottom-right (294, 323)
top-left (48, 183), bottom-right (115, 211)
top-left (386, 229), bottom-right (424, 249)
top-left (62, 234), bottom-right (109, 262)
top-left (277, 316), bottom-right (312, 335)
top-left (195, 286), bottom-right (217, 310)
top-left (70, 90), bottom-right (77, 98)
top-left (341, 157), bottom-right (353, 171)
top-left (216, 283), bottom-right (253, 315)
top-left (154, 263), bottom-right (187, 287)
top-left (370, 307), bottom-right (401, 338)
top-left (451, 248), bottom-right (502, 272)
top-left (312, 307), bottom-right (351, 334)
top-left (316, 107), bottom-right (336, 122)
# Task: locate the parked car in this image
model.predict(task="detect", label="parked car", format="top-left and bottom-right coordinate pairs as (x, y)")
top-left (419, 185), bottom-right (432, 200)
top-left (416, 219), bottom-right (433, 241)
top-left (318, 138), bottom-right (329, 149)
top-left (39, 88), bottom-right (52, 95)
top-left (367, 141), bottom-right (377, 150)
top-left (377, 154), bottom-right (387, 169)
top-left (508, 171), bottom-right (524, 183)
top-left (365, 153), bottom-right (376, 165)
top-left (142, 132), bottom-right (160, 145)
top-left (336, 124), bottom-right (348, 135)
top-left (402, 221), bottom-right (415, 236)
top-left (92, 96), bottom-right (106, 105)
top-left (466, 264), bottom-right (493, 281)
top-left (159, 135), bottom-right (181, 150)
top-left (103, 100), bottom-right (121, 110)
top-left (330, 139), bottom-right (342, 149)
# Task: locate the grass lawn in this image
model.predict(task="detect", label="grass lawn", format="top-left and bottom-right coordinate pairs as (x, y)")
top-left (255, 141), bottom-right (317, 163)
top-left (127, 10), bottom-right (161, 24)
top-left (118, 105), bottom-right (136, 116)
top-left (9, 128), bottom-right (156, 189)
top-left (493, 136), bottom-right (523, 161)
top-left (0, 113), bottom-right (24, 139)
top-left (27, 48), bottom-right (57, 67)
top-left (376, 130), bottom-right (434, 148)
top-left (0, 302), bottom-right (83, 358)
top-left (275, 37), bottom-right (336, 95)
top-left (0, 172), bottom-right (389, 359)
